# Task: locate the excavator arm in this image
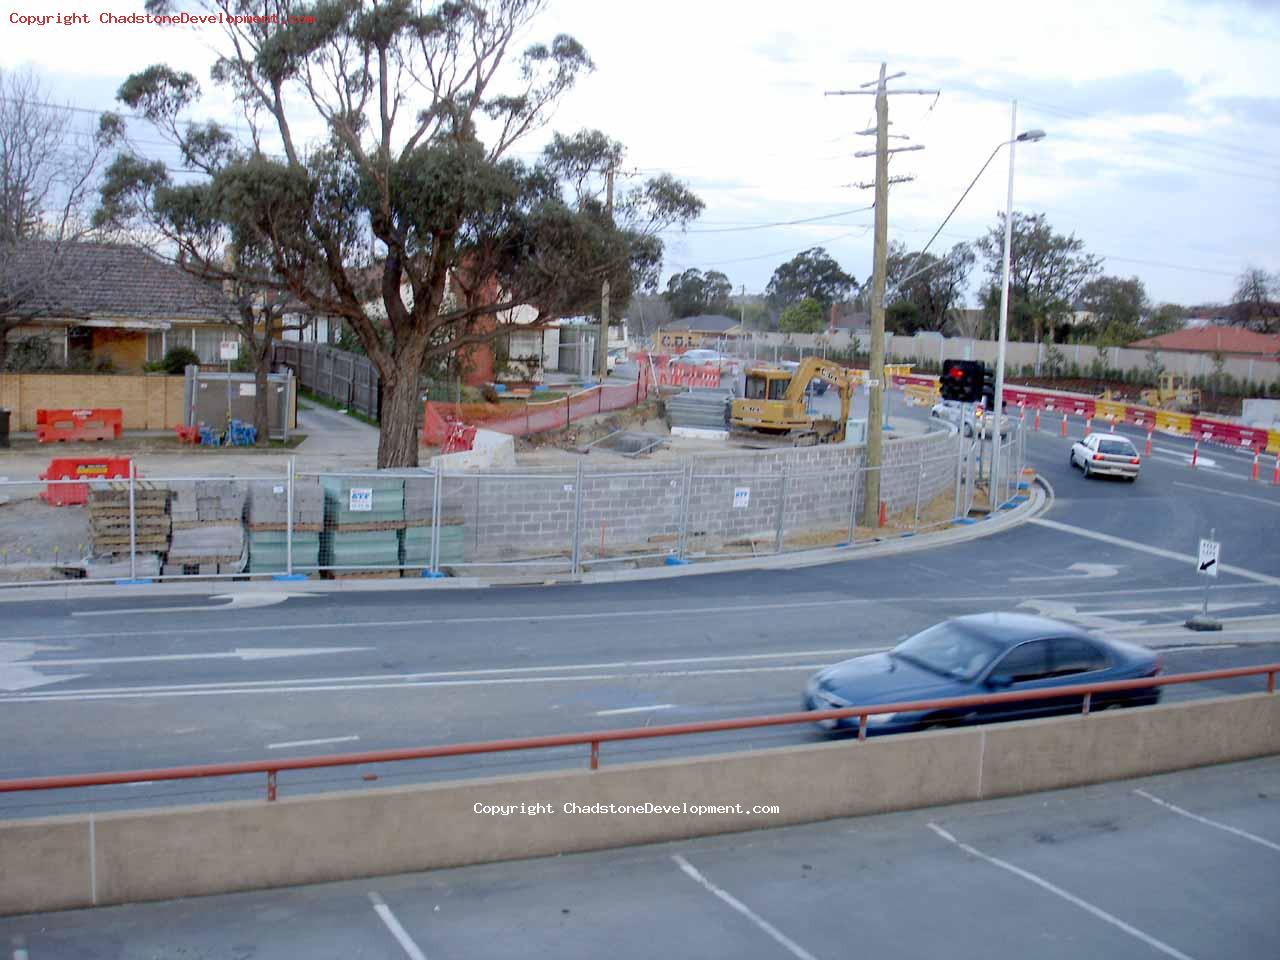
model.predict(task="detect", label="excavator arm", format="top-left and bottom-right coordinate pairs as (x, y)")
top-left (784, 358), bottom-right (853, 436)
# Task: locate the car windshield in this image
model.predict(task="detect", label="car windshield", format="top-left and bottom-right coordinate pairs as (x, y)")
top-left (892, 622), bottom-right (1003, 680)
top-left (1097, 439), bottom-right (1136, 456)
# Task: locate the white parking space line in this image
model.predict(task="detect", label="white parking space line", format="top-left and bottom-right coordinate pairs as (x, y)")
top-left (595, 704), bottom-right (675, 716)
top-left (1028, 518), bottom-right (1280, 587)
top-left (369, 891), bottom-right (429, 960)
top-left (1134, 789), bottom-right (1280, 853)
top-left (267, 735), bottom-right (360, 750)
top-left (1172, 481), bottom-right (1280, 508)
top-left (926, 823), bottom-right (1197, 960)
top-left (672, 855), bottom-right (822, 960)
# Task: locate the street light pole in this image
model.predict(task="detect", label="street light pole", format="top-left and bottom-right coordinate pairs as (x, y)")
top-left (989, 106), bottom-right (1046, 509)
top-left (990, 101), bottom-right (1018, 510)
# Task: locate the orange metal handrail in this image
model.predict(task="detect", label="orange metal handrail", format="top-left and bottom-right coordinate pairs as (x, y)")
top-left (1, 663), bottom-right (1275, 802)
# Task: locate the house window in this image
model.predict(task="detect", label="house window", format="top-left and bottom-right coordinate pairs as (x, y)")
top-left (147, 331), bottom-right (166, 363)
top-left (192, 326), bottom-right (238, 364)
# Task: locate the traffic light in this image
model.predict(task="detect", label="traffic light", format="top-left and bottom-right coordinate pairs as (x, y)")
top-left (940, 359), bottom-right (983, 403)
top-left (980, 365), bottom-right (1007, 413)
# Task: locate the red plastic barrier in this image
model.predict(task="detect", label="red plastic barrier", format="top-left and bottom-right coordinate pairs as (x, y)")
top-left (36, 408), bottom-right (123, 443)
top-left (441, 420), bottom-right (476, 454)
top-left (38, 457), bottom-right (133, 506)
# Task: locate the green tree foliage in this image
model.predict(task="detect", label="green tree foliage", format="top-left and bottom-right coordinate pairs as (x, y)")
top-left (885, 240), bottom-right (974, 333)
top-left (766, 247), bottom-right (856, 309)
top-left (778, 297), bottom-right (823, 334)
top-left (662, 268), bottom-right (733, 318)
top-left (100, 0), bottom-right (701, 467)
top-left (1076, 275), bottom-right (1149, 345)
top-left (975, 212), bottom-right (1101, 344)
top-left (1145, 303), bottom-right (1187, 337)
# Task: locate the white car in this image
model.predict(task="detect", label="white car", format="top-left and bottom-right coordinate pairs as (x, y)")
top-left (671, 349), bottom-right (740, 375)
top-left (1070, 433), bottom-right (1141, 481)
top-left (930, 400), bottom-right (1009, 438)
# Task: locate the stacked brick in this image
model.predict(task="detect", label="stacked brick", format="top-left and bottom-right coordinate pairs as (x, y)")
top-left (320, 476), bottom-right (404, 575)
top-left (164, 480), bottom-right (248, 575)
top-left (245, 479), bottom-right (324, 573)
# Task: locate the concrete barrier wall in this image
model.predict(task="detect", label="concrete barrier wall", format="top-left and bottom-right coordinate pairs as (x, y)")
top-left (3, 693), bottom-right (1276, 916)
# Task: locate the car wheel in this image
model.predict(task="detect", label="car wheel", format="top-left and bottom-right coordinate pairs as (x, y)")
top-left (963, 424), bottom-right (973, 438)
top-left (1069, 451), bottom-right (1076, 469)
top-left (1082, 461), bottom-right (1091, 478)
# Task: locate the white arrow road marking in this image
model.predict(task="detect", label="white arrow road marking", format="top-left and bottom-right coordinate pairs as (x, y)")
top-left (6, 646), bottom-right (369, 668)
top-left (268, 735), bottom-right (361, 750)
top-left (1018, 598), bottom-right (1263, 630)
top-left (1017, 599), bottom-right (1141, 631)
top-left (1010, 562), bottom-right (1120, 583)
top-left (0, 665), bottom-right (86, 692)
top-left (0, 646), bottom-right (367, 692)
top-left (72, 592), bottom-right (319, 617)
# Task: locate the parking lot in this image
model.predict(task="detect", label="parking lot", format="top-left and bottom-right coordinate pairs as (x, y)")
top-left (5, 757), bottom-right (1277, 958)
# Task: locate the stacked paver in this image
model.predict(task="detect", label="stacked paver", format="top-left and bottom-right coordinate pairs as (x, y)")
top-left (245, 479), bottom-right (324, 573)
top-left (666, 389), bottom-right (732, 431)
top-left (320, 476), bottom-right (404, 575)
top-left (164, 480), bottom-right (248, 575)
top-left (86, 484), bottom-right (170, 577)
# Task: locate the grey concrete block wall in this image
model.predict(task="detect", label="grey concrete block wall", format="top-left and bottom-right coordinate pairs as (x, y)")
top-left (451, 428), bottom-right (960, 561)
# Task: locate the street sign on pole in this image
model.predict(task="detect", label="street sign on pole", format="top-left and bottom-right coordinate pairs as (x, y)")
top-left (1186, 530), bottom-right (1222, 631)
top-left (1196, 538), bottom-right (1219, 577)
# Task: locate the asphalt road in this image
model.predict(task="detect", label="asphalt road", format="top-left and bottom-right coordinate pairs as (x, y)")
top-left (1, 402), bottom-right (1278, 820)
top-left (5, 758), bottom-right (1278, 959)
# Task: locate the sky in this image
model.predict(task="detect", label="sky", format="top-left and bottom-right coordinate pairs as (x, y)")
top-left (3, 0), bottom-right (1277, 308)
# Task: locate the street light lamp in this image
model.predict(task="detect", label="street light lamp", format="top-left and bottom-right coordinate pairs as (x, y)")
top-left (990, 105), bottom-right (1046, 511)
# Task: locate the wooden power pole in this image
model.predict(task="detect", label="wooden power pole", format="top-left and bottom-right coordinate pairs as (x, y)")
top-left (826, 64), bottom-right (937, 528)
top-left (596, 164), bottom-right (615, 382)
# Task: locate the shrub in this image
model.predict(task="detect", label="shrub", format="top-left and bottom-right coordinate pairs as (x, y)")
top-left (160, 346), bottom-right (201, 375)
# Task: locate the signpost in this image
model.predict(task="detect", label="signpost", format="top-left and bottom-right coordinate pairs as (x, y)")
top-left (220, 340), bottom-right (239, 429)
top-left (1186, 530), bottom-right (1222, 631)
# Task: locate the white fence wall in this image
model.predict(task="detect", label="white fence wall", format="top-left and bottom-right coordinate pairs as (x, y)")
top-left (727, 331), bottom-right (1280, 386)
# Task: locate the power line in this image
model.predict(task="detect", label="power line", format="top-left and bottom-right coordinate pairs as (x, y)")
top-left (680, 205), bottom-right (874, 234)
top-left (666, 227), bottom-right (870, 269)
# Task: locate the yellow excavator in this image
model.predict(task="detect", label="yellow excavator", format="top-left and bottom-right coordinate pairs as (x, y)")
top-left (730, 357), bottom-right (854, 445)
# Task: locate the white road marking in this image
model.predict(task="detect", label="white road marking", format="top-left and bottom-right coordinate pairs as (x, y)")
top-left (673, 855), bottom-right (821, 960)
top-left (1029, 518), bottom-right (1280, 587)
top-left (0, 648), bottom-right (885, 700)
top-left (595, 704), bottom-right (675, 716)
top-left (1134, 789), bottom-right (1280, 853)
top-left (927, 823), bottom-right (1197, 960)
top-left (1172, 481), bottom-right (1280, 508)
top-left (7, 586), bottom-right (1275, 645)
top-left (3, 647), bottom-right (368, 668)
top-left (267, 735), bottom-right (360, 750)
top-left (1010, 562), bottom-right (1120, 583)
top-left (369, 892), bottom-right (429, 960)
top-left (72, 592), bottom-right (319, 617)
top-left (0, 663), bottom-right (834, 704)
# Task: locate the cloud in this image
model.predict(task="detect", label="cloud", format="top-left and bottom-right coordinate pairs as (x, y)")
top-left (1216, 95), bottom-right (1280, 126)
top-left (959, 69), bottom-right (1193, 119)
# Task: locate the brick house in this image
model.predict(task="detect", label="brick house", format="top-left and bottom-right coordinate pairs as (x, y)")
top-left (656, 314), bottom-right (743, 351)
top-left (2, 241), bottom-right (239, 371)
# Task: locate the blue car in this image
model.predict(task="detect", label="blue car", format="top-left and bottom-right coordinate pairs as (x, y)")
top-left (804, 613), bottom-right (1161, 734)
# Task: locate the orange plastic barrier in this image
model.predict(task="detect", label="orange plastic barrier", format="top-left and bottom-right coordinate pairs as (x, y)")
top-left (35, 408), bottom-right (123, 443)
top-left (38, 457), bottom-right (133, 506)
